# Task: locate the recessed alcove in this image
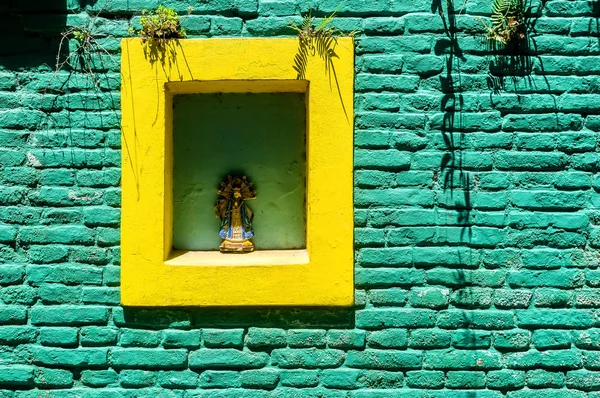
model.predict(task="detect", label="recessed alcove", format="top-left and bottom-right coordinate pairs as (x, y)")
top-left (121, 38), bottom-right (353, 306)
top-left (172, 92), bottom-right (307, 251)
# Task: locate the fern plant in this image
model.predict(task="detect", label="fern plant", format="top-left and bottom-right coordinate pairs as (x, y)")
top-left (478, 0), bottom-right (525, 45)
top-left (288, 8), bottom-right (357, 80)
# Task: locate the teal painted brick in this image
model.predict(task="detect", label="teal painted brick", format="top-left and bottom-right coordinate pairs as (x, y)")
top-left (240, 369), bottom-right (280, 389)
top-left (199, 370), bottom-right (241, 388)
top-left (534, 288), bottom-right (573, 307)
top-left (81, 326), bottom-right (118, 346)
top-left (532, 330), bottom-right (571, 350)
top-left (356, 309), bottom-right (436, 329)
top-left (346, 350), bottom-right (422, 370)
top-left (0, 306), bottom-right (27, 325)
top-left (159, 370), bottom-right (199, 389)
top-left (493, 330), bottom-right (531, 352)
top-left (287, 330), bottom-right (326, 348)
top-left (368, 288), bottom-right (409, 306)
top-left (526, 370), bottom-right (565, 388)
top-left (405, 370), bottom-right (444, 389)
top-left (423, 350), bottom-right (501, 370)
top-left (505, 350), bottom-right (583, 370)
top-left (452, 330), bottom-right (492, 349)
top-left (31, 347), bottom-right (108, 367)
top-left (446, 371), bottom-right (485, 389)
top-left (0, 326), bottom-right (37, 345)
top-left (408, 287), bottom-right (450, 309)
top-left (35, 368), bottom-right (74, 388)
top-left (81, 369), bottom-right (118, 387)
top-left (327, 330), bottom-right (366, 350)
top-left (279, 370), bottom-right (319, 387)
top-left (356, 370), bottom-right (404, 389)
top-left (38, 284), bottom-right (81, 304)
top-left (31, 305), bottom-right (108, 325)
top-left (109, 348), bottom-right (187, 369)
top-left (246, 328), bottom-right (287, 349)
top-left (320, 368), bottom-right (361, 389)
top-left (367, 329), bottom-right (407, 349)
top-left (39, 327), bottom-right (78, 347)
top-left (1, 285), bottom-right (36, 305)
top-left (0, 365), bottom-right (34, 388)
top-left (516, 309), bottom-right (593, 329)
top-left (487, 370), bottom-right (526, 390)
top-left (271, 348), bottom-right (345, 369)
top-left (119, 329), bottom-right (161, 347)
top-left (119, 369), bottom-right (156, 388)
top-left (162, 330), bottom-right (201, 349)
top-left (202, 329), bottom-right (244, 348)
top-left (408, 329), bottom-right (452, 349)
top-left (189, 349), bottom-right (269, 370)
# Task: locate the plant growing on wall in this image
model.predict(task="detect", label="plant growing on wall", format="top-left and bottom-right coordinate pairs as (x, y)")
top-left (477, 0), bottom-right (526, 46)
top-left (288, 8), bottom-right (357, 80)
top-left (130, 5), bottom-right (192, 40)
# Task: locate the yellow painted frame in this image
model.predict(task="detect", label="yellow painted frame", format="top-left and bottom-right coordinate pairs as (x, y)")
top-left (121, 38), bottom-right (354, 306)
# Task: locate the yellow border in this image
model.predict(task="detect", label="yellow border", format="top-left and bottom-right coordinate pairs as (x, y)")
top-left (121, 38), bottom-right (354, 306)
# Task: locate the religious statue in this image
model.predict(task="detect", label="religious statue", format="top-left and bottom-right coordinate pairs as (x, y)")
top-left (214, 175), bottom-right (256, 253)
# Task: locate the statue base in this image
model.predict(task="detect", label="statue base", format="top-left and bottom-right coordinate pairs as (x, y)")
top-left (219, 240), bottom-right (254, 253)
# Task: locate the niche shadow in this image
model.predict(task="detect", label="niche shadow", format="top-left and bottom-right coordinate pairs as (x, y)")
top-left (117, 306), bottom-right (356, 330)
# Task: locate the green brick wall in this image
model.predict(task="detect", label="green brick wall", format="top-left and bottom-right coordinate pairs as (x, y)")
top-left (1, 0), bottom-right (600, 396)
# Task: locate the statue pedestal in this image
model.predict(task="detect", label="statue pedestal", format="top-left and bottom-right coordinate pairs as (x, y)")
top-left (219, 240), bottom-right (254, 253)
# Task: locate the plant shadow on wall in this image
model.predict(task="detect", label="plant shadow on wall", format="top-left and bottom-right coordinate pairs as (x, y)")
top-left (132, 5), bottom-right (194, 74)
top-left (478, 0), bottom-right (534, 93)
top-left (432, 0), bottom-right (473, 243)
top-left (289, 8), bottom-right (357, 120)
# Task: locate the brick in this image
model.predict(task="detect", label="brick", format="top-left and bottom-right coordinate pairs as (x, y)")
top-left (39, 327), bottom-right (78, 347)
top-left (446, 371), bottom-right (486, 389)
top-left (110, 348), bottom-right (187, 369)
top-left (0, 365), bottom-right (34, 387)
top-left (346, 350), bottom-right (422, 370)
top-left (162, 330), bottom-right (201, 349)
top-left (526, 370), bottom-right (565, 388)
top-left (405, 370), bottom-right (444, 389)
top-left (327, 330), bottom-right (366, 350)
top-left (32, 347), bottom-right (108, 367)
top-left (506, 350), bottom-right (583, 370)
top-left (31, 306), bottom-right (108, 326)
top-left (81, 369), bottom-right (118, 387)
top-left (35, 368), bottom-right (74, 388)
top-left (408, 329), bottom-right (452, 349)
top-left (423, 350), bottom-right (502, 370)
top-left (81, 327), bottom-right (118, 346)
top-left (279, 370), bottom-right (319, 387)
top-left (198, 370), bottom-right (241, 388)
top-left (203, 329), bottom-right (244, 348)
top-left (245, 328), bottom-right (286, 349)
top-left (367, 329), bottom-right (407, 349)
top-left (270, 348), bottom-right (344, 369)
top-left (287, 330), bottom-right (326, 348)
top-left (119, 369), bottom-right (156, 388)
top-left (189, 349), bottom-right (269, 370)
top-left (516, 310), bottom-right (593, 329)
top-left (488, 370), bottom-right (526, 390)
top-left (240, 369), bottom-right (280, 389)
top-left (356, 309), bottom-right (436, 329)
top-left (0, 305), bottom-right (27, 325)
top-left (533, 330), bottom-right (571, 350)
top-left (159, 370), bottom-right (199, 389)
top-left (494, 330), bottom-right (531, 352)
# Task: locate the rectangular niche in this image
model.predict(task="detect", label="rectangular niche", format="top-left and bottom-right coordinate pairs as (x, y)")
top-left (172, 92), bottom-right (307, 251)
top-left (121, 38), bottom-right (354, 306)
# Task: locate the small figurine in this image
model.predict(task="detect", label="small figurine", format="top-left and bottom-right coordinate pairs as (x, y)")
top-left (214, 175), bottom-right (256, 253)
